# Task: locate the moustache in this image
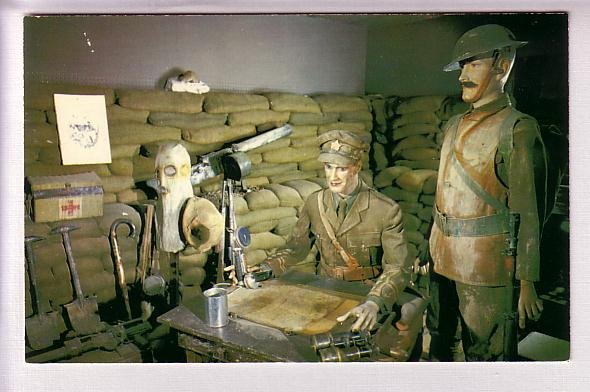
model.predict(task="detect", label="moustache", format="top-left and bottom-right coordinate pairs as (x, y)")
top-left (461, 81), bottom-right (478, 88)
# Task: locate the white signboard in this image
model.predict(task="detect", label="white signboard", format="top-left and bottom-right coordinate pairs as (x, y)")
top-left (54, 94), bottom-right (112, 165)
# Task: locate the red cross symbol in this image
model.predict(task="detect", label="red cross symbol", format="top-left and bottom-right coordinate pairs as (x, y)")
top-left (61, 199), bottom-right (80, 216)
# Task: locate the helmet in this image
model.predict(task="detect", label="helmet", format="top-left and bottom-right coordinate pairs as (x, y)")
top-left (443, 24), bottom-right (527, 72)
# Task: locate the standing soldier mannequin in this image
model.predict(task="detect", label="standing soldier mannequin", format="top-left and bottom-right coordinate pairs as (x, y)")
top-left (265, 130), bottom-right (413, 331)
top-left (429, 24), bottom-right (545, 361)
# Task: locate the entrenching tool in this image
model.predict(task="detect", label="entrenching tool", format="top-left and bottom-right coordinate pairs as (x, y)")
top-left (52, 224), bottom-right (106, 335)
top-left (25, 236), bottom-right (63, 350)
top-left (143, 210), bottom-right (166, 297)
top-left (109, 218), bottom-right (136, 320)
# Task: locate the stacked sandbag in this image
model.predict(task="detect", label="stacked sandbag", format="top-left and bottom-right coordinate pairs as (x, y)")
top-left (364, 94), bottom-right (393, 172)
top-left (373, 95), bottom-right (468, 256)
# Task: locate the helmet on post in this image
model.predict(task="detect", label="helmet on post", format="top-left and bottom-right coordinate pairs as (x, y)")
top-left (443, 24), bottom-right (527, 72)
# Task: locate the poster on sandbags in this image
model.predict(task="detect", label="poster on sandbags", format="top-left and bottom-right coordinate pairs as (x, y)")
top-left (54, 94), bottom-right (112, 165)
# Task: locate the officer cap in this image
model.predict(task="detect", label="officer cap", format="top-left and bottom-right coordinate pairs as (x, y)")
top-left (317, 130), bottom-right (369, 166)
top-left (443, 24), bottom-right (527, 72)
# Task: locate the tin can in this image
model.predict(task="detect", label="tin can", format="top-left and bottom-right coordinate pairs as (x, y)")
top-left (203, 287), bottom-right (228, 327)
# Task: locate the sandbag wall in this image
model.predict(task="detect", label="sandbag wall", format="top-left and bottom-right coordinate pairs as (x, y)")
top-left (368, 95), bottom-right (468, 258)
top-left (24, 83), bottom-right (375, 319)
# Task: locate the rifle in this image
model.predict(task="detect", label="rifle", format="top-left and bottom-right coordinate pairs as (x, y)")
top-left (503, 212), bottom-right (521, 360)
top-left (147, 124), bottom-right (293, 189)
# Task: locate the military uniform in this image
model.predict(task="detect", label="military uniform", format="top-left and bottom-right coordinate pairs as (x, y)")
top-left (269, 130), bottom-right (413, 312)
top-left (429, 93), bottom-right (543, 360)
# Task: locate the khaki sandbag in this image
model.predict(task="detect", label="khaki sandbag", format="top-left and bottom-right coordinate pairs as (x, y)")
top-left (249, 220), bottom-right (279, 233)
top-left (374, 166), bottom-right (412, 188)
top-left (249, 138), bottom-right (291, 154)
top-left (25, 218), bottom-right (51, 237)
top-left (182, 124), bottom-right (256, 145)
top-left (283, 179), bottom-right (322, 201)
top-left (419, 222), bottom-right (431, 235)
top-left (404, 230), bottom-right (425, 245)
top-left (201, 179), bottom-right (224, 193)
top-left (418, 206), bottom-right (433, 222)
top-left (72, 255), bottom-right (105, 275)
top-left (398, 201), bottom-right (423, 215)
top-left (180, 267), bottom-right (206, 286)
top-left (396, 169), bottom-right (438, 193)
top-left (249, 162), bottom-right (298, 178)
top-left (402, 213), bottom-right (422, 232)
top-left (25, 82), bottom-right (115, 110)
top-left (98, 203), bottom-right (142, 236)
top-left (131, 155), bottom-right (156, 182)
top-left (25, 109), bottom-right (47, 123)
top-left (149, 111), bottom-right (227, 129)
top-left (359, 171), bottom-right (374, 188)
top-left (392, 135), bottom-right (438, 156)
top-left (24, 162), bottom-right (111, 177)
top-left (312, 94), bottom-right (368, 113)
top-left (228, 109), bottom-right (290, 126)
top-left (117, 188), bottom-right (147, 204)
top-left (111, 144), bottom-right (141, 159)
top-left (105, 105), bottom-right (149, 123)
top-left (99, 175), bottom-right (135, 193)
top-left (290, 137), bottom-right (320, 148)
top-left (46, 218), bottom-right (102, 239)
top-left (179, 252), bottom-right (208, 269)
top-left (381, 186), bottom-right (420, 203)
top-left (262, 147), bottom-right (319, 164)
top-left (245, 189), bottom-right (280, 210)
top-left (77, 270), bottom-right (116, 298)
top-left (249, 232), bottom-right (287, 250)
top-left (395, 95), bottom-right (447, 115)
top-left (237, 207), bottom-right (297, 228)
top-left (289, 125), bottom-right (318, 140)
top-left (374, 132), bottom-right (388, 144)
top-left (289, 112), bottom-right (339, 125)
top-left (264, 92), bottom-right (321, 113)
top-left (394, 159), bottom-right (440, 170)
top-left (265, 183), bottom-right (304, 208)
top-left (103, 193), bottom-right (117, 204)
top-left (420, 194), bottom-right (435, 206)
top-left (268, 170), bottom-right (316, 184)
top-left (117, 89), bottom-right (203, 113)
top-left (422, 176), bottom-right (437, 195)
top-left (247, 153), bottom-right (263, 165)
top-left (318, 122), bottom-right (367, 135)
top-left (99, 247), bottom-right (136, 273)
top-left (233, 195), bottom-right (250, 215)
top-left (36, 145), bottom-right (62, 164)
top-left (371, 98), bottom-right (387, 126)
top-left (141, 140), bottom-right (223, 158)
top-left (339, 110), bottom-right (373, 124)
top-left (436, 131), bottom-right (445, 147)
top-left (203, 92), bottom-right (269, 113)
top-left (400, 148), bottom-right (439, 161)
top-left (24, 122), bottom-right (59, 147)
top-left (108, 121), bottom-right (181, 145)
top-left (245, 249), bottom-right (268, 267)
top-left (298, 159), bottom-right (324, 172)
top-left (372, 143), bottom-right (389, 170)
top-left (109, 159), bottom-right (134, 176)
top-left (392, 124), bottom-right (440, 141)
top-left (391, 111), bottom-right (441, 128)
top-left (274, 215), bottom-right (299, 236)
top-left (439, 97), bottom-right (469, 121)
top-left (308, 176), bottom-right (327, 188)
top-left (241, 176), bottom-right (269, 189)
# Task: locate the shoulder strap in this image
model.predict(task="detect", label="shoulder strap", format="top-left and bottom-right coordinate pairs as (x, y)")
top-left (317, 191), bottom-right (360, 269)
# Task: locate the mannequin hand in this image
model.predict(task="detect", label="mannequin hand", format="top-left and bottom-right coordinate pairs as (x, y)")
top-left (336, 300), bottom-right (379, 332)
top-left (518, 280), bottom-right (544, 328)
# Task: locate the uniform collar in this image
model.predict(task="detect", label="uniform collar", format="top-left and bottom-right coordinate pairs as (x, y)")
top-left (466, 93), bottom-right (512, 118)
top-left (332, 179), bottom-right (363, 210)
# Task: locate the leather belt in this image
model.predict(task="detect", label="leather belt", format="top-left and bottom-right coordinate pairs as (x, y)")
top-left (323, 264), bottom-right (381, 282)
top-left (433, 204), bottom-right (510, 237)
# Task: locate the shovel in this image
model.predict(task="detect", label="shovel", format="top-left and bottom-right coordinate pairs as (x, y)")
top-left (52, 225), bottom-right (106, 335)
top-left (25, 236), bottom-right (63, 350)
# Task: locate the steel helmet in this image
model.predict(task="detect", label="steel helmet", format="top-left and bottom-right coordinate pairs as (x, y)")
top-left (443, 24), bottom-right (527, 72)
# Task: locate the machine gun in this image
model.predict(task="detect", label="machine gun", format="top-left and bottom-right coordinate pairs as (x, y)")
top-left (147, 124), bottom-right (293, 189)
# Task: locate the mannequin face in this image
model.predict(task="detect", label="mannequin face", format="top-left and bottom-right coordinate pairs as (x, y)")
top-left (324, 162), bottom-right (360, 196)
top-left (459, 57), bottom-right (505, 107)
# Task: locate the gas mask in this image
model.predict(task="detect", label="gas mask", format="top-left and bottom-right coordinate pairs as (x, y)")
top-left (155, 143), bottom-right (194, 252)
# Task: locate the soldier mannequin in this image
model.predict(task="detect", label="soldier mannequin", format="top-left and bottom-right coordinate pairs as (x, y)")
top-left (428, 24), bottom-right (544, 361)
top-left (266, 130), bottom-right (413, 331)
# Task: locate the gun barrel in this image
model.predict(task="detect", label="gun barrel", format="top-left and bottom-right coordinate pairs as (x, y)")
top-left (232, 124), bottom-right (293, 152)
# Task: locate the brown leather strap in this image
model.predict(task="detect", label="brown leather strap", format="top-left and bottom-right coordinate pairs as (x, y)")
top-left (317, 191), bottom-right (360, 270)
top-left (323, 264), bottom-right (381, 282)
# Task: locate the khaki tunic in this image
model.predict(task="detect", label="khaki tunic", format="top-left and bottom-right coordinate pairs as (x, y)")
top-left (281, 181), bottom-right (412, 311)
top-left (430, 94), bottom-right (542, 286)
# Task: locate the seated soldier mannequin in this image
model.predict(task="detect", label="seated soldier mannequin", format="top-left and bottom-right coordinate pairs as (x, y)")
top-left (264, 130), bottom-right (413, 331)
